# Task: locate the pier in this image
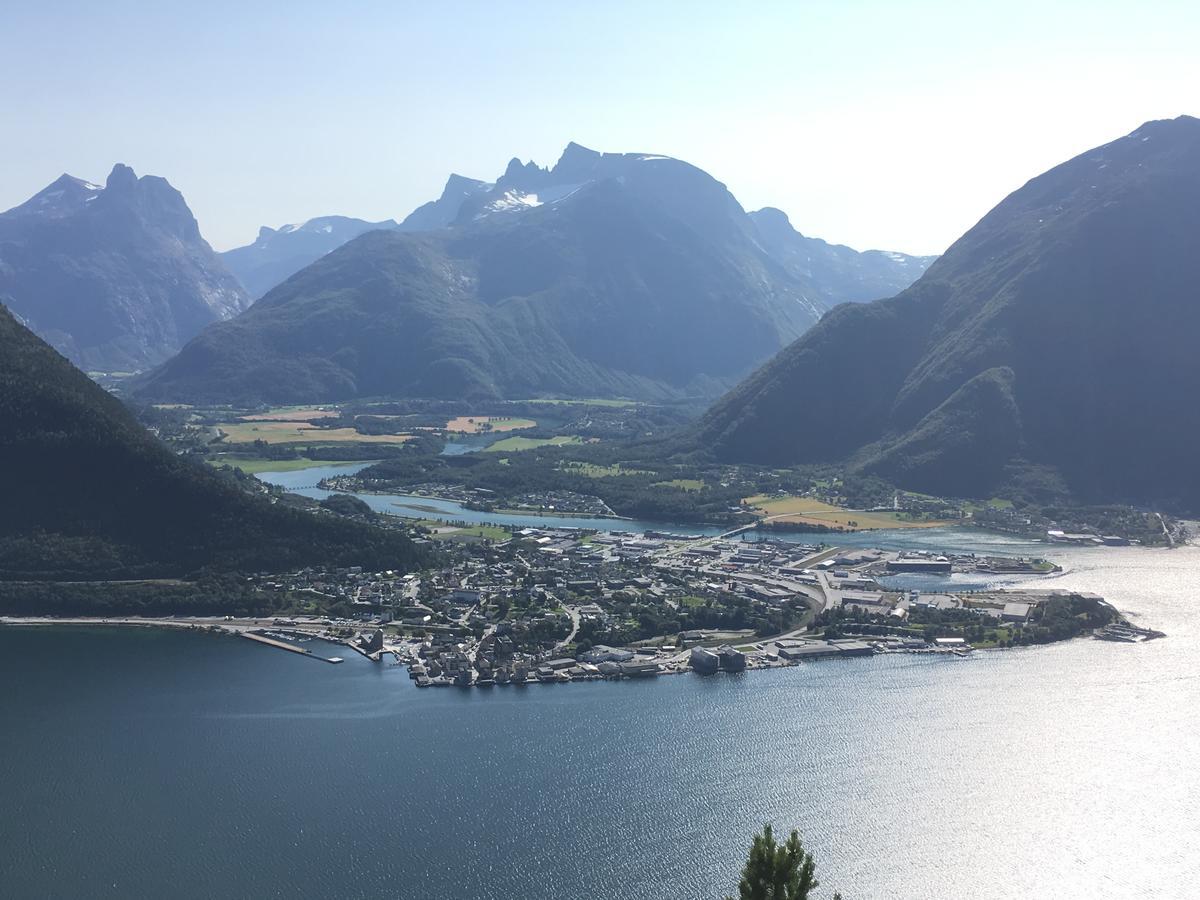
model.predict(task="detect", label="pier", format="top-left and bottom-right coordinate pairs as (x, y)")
top-left (240, 631), bottom-right (343, 662)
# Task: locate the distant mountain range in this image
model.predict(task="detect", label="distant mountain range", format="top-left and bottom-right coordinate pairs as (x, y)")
top-left (134, 143), bottom-right (931, 403)
top-left (221, 216), bottom-right (399, 299)
top-left (698, 116), bottom-right (1200, 510)
top-left (0, 303), bottom-right (422, 582)
top-left (748, 207), bottom-right (934, 304)
top-left (0, 165), bottom-right (249, 372)
top-left (218, 177), bottom-right (498, 300)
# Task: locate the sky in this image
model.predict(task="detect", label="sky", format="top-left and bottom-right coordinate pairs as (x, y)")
top-left (1, 0), bottom-right (1197, 255)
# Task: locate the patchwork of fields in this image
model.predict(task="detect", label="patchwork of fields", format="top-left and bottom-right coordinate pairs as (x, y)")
top-left (444, 416), bottom-right (536, 434)
top-left (743, 494), bottom-right (947, 530)
top-left (218, 422), bottom-right (413, 445)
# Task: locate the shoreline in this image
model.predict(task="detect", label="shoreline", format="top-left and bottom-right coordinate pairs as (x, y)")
top-left (0, 610), bottom-right (1151, 688)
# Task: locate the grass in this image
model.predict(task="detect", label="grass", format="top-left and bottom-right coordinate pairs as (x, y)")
top-left (561, 461), bottom-right (653, 478)
top-left (523, 398), bottom-right (638, 408)
top-left (218, 421), bottom-right (413, 445)
top-left (482, 435), bottom-right (584, 453)
top-left (445, 415), bottom-right (536, 434)
top-left (238, 406), bottom-right (340, 421)
top-left (744, 494), bottom-right (948, 530)
top-left (654, 478), bottom-right (704, 492)
top-left (207, 456), bottom-right (370, 474)
top-left (405, 519), bottom-right (510, 541)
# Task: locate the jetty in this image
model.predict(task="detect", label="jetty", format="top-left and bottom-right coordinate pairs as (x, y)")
top-left (240, 631), bottom-right (343, 662)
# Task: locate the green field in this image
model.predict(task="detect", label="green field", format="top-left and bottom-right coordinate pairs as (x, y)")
top-left (445, 415), bottom-right (536, 433)
top-left (218, 421), bottom-right (413, 445)
top-left (239, 406), bottom-right (340, 421)
top-left (744, 494), bottom-right (949, 530)
top-left (561, 461), bottom-right (653, 478)
top-left (482, 435), bottom-right (584, 453)
top-left (654, 478), bottom-right (704, 492)
top-left (523, 398), bottom-right (638, 408)
top-left (207, 456), bottom-right (371, 475)
top-left (411, 519), bottom-right (511, 542)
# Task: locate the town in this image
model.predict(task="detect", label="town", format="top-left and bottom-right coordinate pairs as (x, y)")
top-left (233, 524), bottom-right (1144, 686)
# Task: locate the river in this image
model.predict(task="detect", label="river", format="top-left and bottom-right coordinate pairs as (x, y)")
top-left (2, 537), bottom-right (1197, 899)
top-left (259, 463), bottom-right (729, 534)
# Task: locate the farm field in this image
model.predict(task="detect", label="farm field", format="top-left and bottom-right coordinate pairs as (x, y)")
top-left (654, 478), bottom-right (705, 492)
top-left (218, 421), bottom-right (412, 445)
top-left (743, 494), bottom-right (948, 530)
top-left (206, 456), bottom-right (372, 474)
top-left (523, 398), bottom-right (638, 408)
top-left (560, 462), bottom-right (653, 478)
top-left (445, 416), bottom-right (536, 434)
top-left (238, 407), bottom-right (340, 421)
top-left (482, 435), bottom-right (584, 453)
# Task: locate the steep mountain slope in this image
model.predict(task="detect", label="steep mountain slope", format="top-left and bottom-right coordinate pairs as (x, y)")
top-left (399, 174), bottom-right (491, 230)
top-left (0, 165), bottom-right (248, 371)
top-left (749, 207), bottom-right (935, 303)
top-left (699, 116), bottom-right (1200, 509)
top-left (136, 144), bottom-right (931, 404)
top-left (0, 303), bottom-right (423, 581)
top-left (221, 215), bottom-right (399, 299)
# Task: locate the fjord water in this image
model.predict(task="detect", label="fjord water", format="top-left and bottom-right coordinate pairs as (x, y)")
top-left (3, 541), bottom-right (1197, 899)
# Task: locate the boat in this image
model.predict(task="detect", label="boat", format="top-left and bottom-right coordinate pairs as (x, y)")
top-left (1095, 626), bottom-right (1140, 642)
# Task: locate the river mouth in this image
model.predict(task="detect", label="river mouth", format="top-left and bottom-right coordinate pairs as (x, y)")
top-left (256, 464), bottom-right (1060, 551)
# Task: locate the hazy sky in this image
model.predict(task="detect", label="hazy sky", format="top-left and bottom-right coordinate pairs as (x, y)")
top-left (2, 1), bottom-right (1197, 255)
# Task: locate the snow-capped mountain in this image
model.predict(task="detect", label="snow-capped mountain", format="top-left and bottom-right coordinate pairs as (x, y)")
top-left (221, 215), bottom-right (399, 299)
top-left (0, 164), bottom-right (249, 372)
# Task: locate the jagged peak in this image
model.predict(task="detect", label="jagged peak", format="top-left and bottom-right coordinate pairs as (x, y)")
top-left (48, 173), bottom-right (102, 192)
top-left (750, 207), bottom-right (794, 229)
top-left (3, 173), bottom-right (103, 218)
top-left (106, 163), bottom-right (138, 192)
top-left (552, 141), bottom-right (601, 174)
top-left (441, 173), bottom-right (489, 198)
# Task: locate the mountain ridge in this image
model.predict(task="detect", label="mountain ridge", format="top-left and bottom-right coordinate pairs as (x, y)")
top-left (0, 164), bottom-right (248, 371)
top-left (698, 115), bottom-right (1200, 509)
top-left (0, 302), bottom-right (422, 583)
top-left (136, 143), bottom-right (932, 404)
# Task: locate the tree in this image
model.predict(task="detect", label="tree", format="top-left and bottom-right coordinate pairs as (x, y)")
top-left (727, 824), bottom-right (819, 900)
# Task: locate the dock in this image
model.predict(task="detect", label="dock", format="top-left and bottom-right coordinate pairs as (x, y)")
top-left (240, 631), bottom-right (343, 662)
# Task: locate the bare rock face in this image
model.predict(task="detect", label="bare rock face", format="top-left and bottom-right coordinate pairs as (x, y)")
top-left (0, 164), bottom-right (249, 372)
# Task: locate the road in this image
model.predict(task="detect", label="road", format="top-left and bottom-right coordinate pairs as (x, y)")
top-left (553, 605), bottom-right (582, 652)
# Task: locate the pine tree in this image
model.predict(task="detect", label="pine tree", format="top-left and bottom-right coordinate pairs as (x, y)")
top-left (727, 824), bottom-right (819, 900)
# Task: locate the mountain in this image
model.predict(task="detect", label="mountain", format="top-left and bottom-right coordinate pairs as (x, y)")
top-left (221, 216), bottom-right (399, 299)
top-left (134, 143), bottom-right (928, 405)
top-left (698, 116), bottom-right (1200, 510)
top-left (220, 176), bottom-right (492, 300)
top-left (398, 173), bottom-right (491, 231)
top-left (0, 164), bottom-right (249, 372)
top-left (749, 207), bottom-right (935, 303)
top-left (0, 302), bottom-right (423, 582)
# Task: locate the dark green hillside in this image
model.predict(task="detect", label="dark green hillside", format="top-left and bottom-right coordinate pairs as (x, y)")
top-left (699, 116), bottom-right (1200, 510)
top-left (134, 181), bottom-right (817, 403)
top-left (0, 305), bottom-right (424, 581)
top-left (133, 145), bottom-right (929, 406)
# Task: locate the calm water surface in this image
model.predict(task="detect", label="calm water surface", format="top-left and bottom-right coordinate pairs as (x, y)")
top-left (260, 464), bottom-right (728, 533)
top-left (2, 542), bottom-right (1198, 899)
